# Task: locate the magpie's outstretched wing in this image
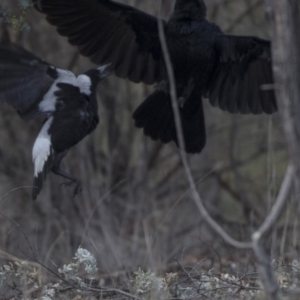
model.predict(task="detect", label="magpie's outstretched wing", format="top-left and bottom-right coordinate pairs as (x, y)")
top-left (34, 0), bottom-right (164, 84)
top-left (0, 46), bottom-right (58, 119)
top-left (205, 35), bottom-right (277, 114)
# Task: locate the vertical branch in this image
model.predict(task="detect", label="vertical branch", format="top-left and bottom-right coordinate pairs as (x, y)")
top-left (156, 2), bottom-right (251, 250)
top-left (258, 2), bottom-right (300, 296)
top-left (252, 164), bottom-right (294, 300)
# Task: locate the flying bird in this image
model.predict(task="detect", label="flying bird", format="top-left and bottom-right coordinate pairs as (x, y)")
top-left (34, 0), bottom-right (277, 153)
top-left (0, 46), bottom-right (111, 200)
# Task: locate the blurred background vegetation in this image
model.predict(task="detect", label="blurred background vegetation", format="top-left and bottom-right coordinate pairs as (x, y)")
top-left (0, 0), bottom-right (296, 296)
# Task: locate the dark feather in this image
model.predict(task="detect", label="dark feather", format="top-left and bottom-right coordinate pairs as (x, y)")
top-left (0, 46), bottom-right (56, 118)
top-left (133, 88), bottom-right (206, 153)
top-left (206, 35), bottom-right (276, 114)
top-left (34, 0), bottom-right (163, 84)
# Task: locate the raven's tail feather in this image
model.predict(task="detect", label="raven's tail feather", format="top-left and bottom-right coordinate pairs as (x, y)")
top-left (133, 89), bottom-right (206, 153)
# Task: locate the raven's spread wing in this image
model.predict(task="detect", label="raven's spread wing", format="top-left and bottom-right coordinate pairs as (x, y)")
top-left (206, 35), bottom-right (277, 114)
top-left (0, 46), bottom-right (57, 119)
top-left (34, 0), bottom-right (164, 84)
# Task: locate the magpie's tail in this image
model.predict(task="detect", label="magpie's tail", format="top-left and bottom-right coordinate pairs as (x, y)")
top-left (32, 150), bottom-right (53, 201)
top-left (132, 89), bottom-right (206, 153)
top-left (32, 118), bottom-right (54, 200)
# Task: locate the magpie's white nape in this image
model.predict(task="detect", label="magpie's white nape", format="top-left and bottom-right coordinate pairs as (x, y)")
top-left (0, 45), bottom-right (112, 200)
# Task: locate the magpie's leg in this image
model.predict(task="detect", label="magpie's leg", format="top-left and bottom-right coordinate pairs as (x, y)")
top-left (51, 150), bottom-right (82, 196)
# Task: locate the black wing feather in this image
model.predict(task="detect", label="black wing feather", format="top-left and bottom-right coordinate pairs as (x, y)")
top-left (206, 35), bottom-right (277, 114)
top-left (0, 46), bottom-right (56, 118)
top-left (34, 0), bottom-right (164, 84)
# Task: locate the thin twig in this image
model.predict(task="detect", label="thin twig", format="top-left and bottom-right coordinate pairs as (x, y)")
top-left (0, 211), bottom-right (37, 260)
top-left (0, 186), bottom-right (35, 207)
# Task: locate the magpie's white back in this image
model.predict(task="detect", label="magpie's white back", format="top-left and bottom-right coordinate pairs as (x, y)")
top-left (0, 45), bottom-right (112, 200)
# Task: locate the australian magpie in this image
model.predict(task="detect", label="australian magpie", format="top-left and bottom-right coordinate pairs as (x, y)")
top-left (33, 0), bottom-right (277, 153)
top-left (0, 46), bottom-right (111, 200)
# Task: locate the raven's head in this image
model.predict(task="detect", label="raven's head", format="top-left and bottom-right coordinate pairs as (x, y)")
top-left (170, 0), bottom-right (207, 21)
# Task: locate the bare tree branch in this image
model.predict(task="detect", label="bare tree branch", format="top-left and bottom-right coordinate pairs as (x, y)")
top-left (156, 2), bottom-right (252, 250)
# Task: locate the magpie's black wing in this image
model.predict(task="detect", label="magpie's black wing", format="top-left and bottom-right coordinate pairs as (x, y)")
top-left (0, 46), bottom-right (57, 119)
top-left (34, 0), bottom-right (164, 84)
top-left (51, 83), bottom-right (99, 151)
top-left (205, 35), bottom-right (277, 114)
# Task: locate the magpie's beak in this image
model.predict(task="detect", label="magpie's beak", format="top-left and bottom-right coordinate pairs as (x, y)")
top-left (97, 63), bottom-right (113, 78)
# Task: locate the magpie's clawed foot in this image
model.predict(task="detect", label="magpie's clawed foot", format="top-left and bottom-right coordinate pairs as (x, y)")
top-left (60, 180), bottom-right (82, 197)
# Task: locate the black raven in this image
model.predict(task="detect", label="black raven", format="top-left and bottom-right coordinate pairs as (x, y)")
top-left (0, 46), bottom-right (110, 199)
top-left (34, 0), bottom-right (277, 153)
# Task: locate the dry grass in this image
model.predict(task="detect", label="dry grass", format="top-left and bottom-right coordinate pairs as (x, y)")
top-left (1, 246), bottom-right (300, 299)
